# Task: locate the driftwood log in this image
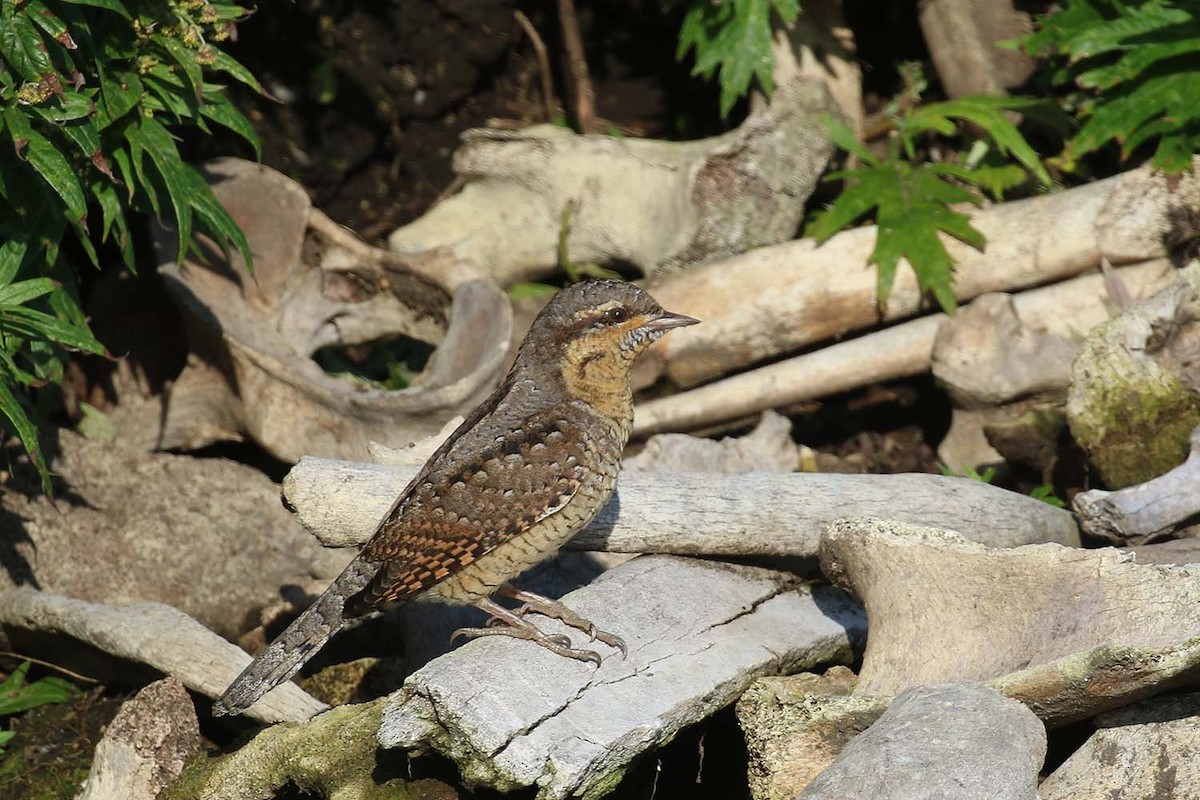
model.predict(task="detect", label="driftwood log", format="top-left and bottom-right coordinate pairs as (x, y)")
top-left (387, 79), bottom-right (836, 283)
top-left (0, 589), bottom-right (325, 724)
top-left (632, 260), bottom-right (1178, 436)
top-left (1074, 423), bottom-right (1200, 544)
top-left (639, 158), bottom-right (1200, 390)
top-left (157, 157), bottom-right (512, 462)
top-left (1068, 262), bottom-right (1200, 487)
top-left (378, 554), bottom-right (866, 800)
top-left (281, 458), bottom-right (1081, 553)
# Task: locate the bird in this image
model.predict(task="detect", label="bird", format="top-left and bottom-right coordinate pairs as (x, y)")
top-left (213, 279), bottom-right (698, 716)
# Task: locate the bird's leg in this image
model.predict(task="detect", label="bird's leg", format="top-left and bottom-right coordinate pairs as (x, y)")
top-left (498, 584), bottom-right (627, 658)
top-left (452, 598), bottom-right (604, 666)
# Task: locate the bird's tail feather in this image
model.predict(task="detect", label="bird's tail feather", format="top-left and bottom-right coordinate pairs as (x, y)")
top-left (213, 561), bottom-right (373, 717)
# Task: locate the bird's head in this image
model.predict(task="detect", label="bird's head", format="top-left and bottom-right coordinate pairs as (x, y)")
top-left (514, 280), bottom-right (698, 405)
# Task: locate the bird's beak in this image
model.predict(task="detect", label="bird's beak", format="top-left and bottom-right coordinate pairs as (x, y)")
top-left (643, 311), bottom-right (700, 332)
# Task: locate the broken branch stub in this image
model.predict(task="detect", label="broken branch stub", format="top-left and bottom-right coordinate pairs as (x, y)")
top-left (157, 158), bottom-right (512, 463)
top-left (388, 79), bottom-right (837, 284)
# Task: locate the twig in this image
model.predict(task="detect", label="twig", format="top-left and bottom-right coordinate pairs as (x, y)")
top-left (556, 0), bottom-right (595, 134)
top-left (514, 10), bottom-right (556, 123)
top-left (0, 649), bottom-right (100, 684)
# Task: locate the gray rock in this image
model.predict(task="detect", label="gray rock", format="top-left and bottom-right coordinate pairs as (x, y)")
top-left (798, 683), bottom-right (1045, 800)
top-left (77, 678), bottom-right (200, 800)
top-left (1040, 692), bottom-right (1200, 799)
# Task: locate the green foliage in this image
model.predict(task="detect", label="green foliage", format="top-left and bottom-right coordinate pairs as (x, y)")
top-left (1021, 0), bottom-right (1200, 174)
top-left (670, 0), bottom-right (801, 117)
top-left (1029, 484), bottom-right (1068, 507)
top-left (940, 462), bottom-right (998, 483)
top-left (0, 661), bottom-right (79, 755)
top-left (808, 96), bottom-right (1057, 314)
top-left (0, 0), bottom-right (259, 491)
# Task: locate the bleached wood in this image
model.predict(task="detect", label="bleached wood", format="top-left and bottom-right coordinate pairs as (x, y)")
top-left (641, 159), bottom-right (1200, 389)
top-left (282, 459), bottom-right (1081, 553)
top-left (0, 588), bottom-right (325, 724)
top-left (632, 259), bottom-right (1177, 436)
top-left (378, 554), bottom-right (867, 800)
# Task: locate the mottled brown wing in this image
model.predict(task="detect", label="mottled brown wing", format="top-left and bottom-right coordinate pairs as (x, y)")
top-left (345, 409), bottom-right (593, 615)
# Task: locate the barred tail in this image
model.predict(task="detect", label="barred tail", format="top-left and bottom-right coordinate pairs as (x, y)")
top-left (213, 559), bottom-right (374, 717)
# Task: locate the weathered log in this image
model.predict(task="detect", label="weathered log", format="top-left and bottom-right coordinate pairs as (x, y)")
top-left (918, 0), bottom-right (1034, 98)
top-left (1068, 262), bottom-right (1200, 487)
top-left (797, 683), bottom-right (1044, 800)
top-left (388, 79), bottom-right (835, 283)
top-left (378, 554), bottom-right (866, 800)
top-left (640, 161), bottom-right (1200, 390)
top-left (282, 458), bottom-right (1080, 552)
top-left (632, 260), bottom-right (1177, 436)
top-left (0, 588), bottom-right (325, 724)
top-left (1074, 425), bottom-right (1200, 544)
top-left (78, 679), bottom-right (200, 800)
top-left (820, 518), bottom-right (1200, 696)
top-left (157, 157), bottom-right (512, 462)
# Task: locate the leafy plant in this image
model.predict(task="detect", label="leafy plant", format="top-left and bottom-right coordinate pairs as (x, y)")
top-left (0, 0), bottom-right (260, 491)
top-left (807, 96), bottom-right (1057, 314)
top-left (1021, 0), bottom-right (1200, 175)
top-left (669, 0), bottom-right (801, 117)
top-left (940, 462), bottom-right (998, 483)
top-left (0, 661), bottom-right (79, 755)
top-left (1029, 484), bottom-right (1068, 508)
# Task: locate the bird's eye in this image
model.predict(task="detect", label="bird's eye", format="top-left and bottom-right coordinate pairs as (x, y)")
top-left (605, 307), bottom-right (629, 324)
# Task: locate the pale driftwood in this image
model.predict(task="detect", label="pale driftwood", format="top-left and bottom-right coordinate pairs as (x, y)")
top-left (1069, 263), bottom-right (1200, 488)
top-left (918, 0), bottom-right (1034, 98)
top-left (0, 589), bottom-right (325, 724)
top-left (797, 684), bottom-right (1044, 800)
top-left (1040, 692), bottom-right (1200, 800)
top-left (157, 157), bottom-right (512, 463)
top-left (820, 518), bottom-right (1200, 697)
top-left (768, 0), bottom-right (862, 133)
top-left (738, 639), bottom-right (1200, 799)
top-left (633, 260), bottom-right (1177, 436)
top-left (1075, 424), bottom-right (1200, 544)
top-left (379, 555), bottom-right (866, 800)
top-left (78, 679), bottom-right (200, 800)
top-left (282, 458), bottom-right (1080, 552)
top-left (388, 79), bottom-right (835, 283)
top-left (623, 410), bottom-right (800, 473)
top-left (640, 160), bottom-right (1200, 390)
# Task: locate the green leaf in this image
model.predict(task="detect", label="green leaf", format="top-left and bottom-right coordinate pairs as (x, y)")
top-left (181, 164), bottom-right (252, 268)
top-left (134, 116), bottom-right (192, 260)
top-left (0, 381), bottom-right (50, 493)
top-left (1, 306), bottom-right (105, 354)
top-left (153, 34), bottom-right (203, 102)
top-left (0, 1), bottom-right (54, 81)
top-left (0, 278), bottom-right (57, 307)
top-left (200, 91), bottom-right (260, 156)
top-left (0, 238), bottom-right (28, 286)
top-left (24, 1), bottom-right (75, 51)
top-left (65, 0), bottom-right (130, 16)
top-left (905, 96), bottom-right (1053, 185)
top-left (676, 0), bottom-right (801, 117)
top-left (208, 49), bottom-right (263, 94)
top-left (808, 158), bottom-right (984, 313)
top-left (20, 127), bottom-right (88, 224)
top-left (99, 69), bottom-right (143, 123)
top-left (0, 662), bottom-right (78, 715)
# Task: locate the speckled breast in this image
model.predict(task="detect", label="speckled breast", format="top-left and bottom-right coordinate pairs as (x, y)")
top-left (422, 409), bottom-right (626, 605)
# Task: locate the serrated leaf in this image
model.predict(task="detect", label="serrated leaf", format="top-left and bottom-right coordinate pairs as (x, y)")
top-left (153, 34), bottom-right (203, 102)
top-left (24, 1), bottom-right (75, 50)
top-left (0, 238), bottom-right (27, 286)
top-left (819, 112), bottom-right (876, 163)
top-left (99, 69), bottom-right (142, 123)
top-left (2, 306), bottom-right (104, 354)
top-left (208, 48), bottom-right (263, 94)
top-left (181, 163), bottom-right (252, 269)
top-left (906, 96), bottom-right (1053, 185)
top-left (0, 662), bottom-right (78, 714)
top-left (6, 112), bottom-right (87, 223)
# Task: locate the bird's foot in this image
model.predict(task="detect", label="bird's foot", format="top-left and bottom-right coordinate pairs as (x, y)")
top-left (453, 596), bottom-right (610, 665)
top-left (499, 584), bottom-right (627, 658)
